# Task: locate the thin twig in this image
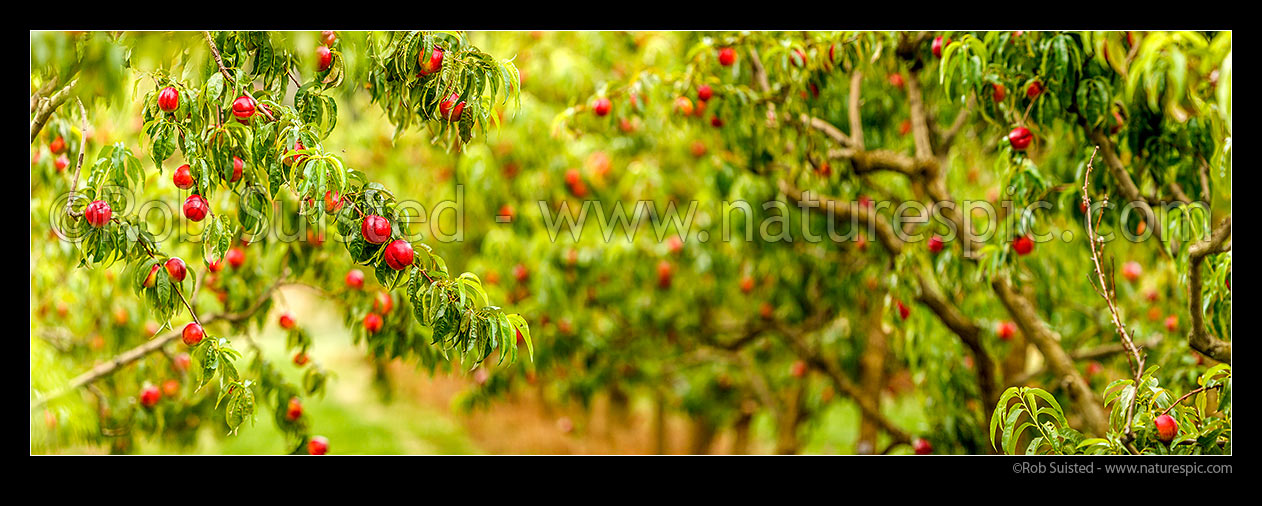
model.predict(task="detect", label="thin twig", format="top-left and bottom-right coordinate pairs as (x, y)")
top-left (1082, 146), bottom-right (1145, 442)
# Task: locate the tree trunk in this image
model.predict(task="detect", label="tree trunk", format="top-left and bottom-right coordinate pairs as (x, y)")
top-left (856, 292), bottom-right (888, 455)
top-left (608, 384), bottom-right (631, 429)
top-left (688, 416), bottom-right (717, 455)
top-left (774, 385), bottom-right (804, 454)
top-left (731, 412), bottom-right (753, 455)
top-left (651, 391), bottom-right (667, 455)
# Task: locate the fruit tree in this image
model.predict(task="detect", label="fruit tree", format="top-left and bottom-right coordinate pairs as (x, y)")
top-left (31, 30), bottom-right (1230, 455)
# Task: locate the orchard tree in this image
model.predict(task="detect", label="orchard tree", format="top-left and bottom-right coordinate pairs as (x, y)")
top-left (519, 31), bottom-right (1227, 454)
top-left (31, 30), bottom-right (531, 454)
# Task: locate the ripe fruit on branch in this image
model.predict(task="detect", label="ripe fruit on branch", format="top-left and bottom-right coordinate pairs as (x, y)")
top-left (164, 257), bottom-right (187, 283)
top-left (55, 154), bottom-right (69, 172)
top-left (284, 140), bottom-right (307, 167)
top-left (718, 47), bottom-right (736, 66)
top-left (417, 46), bottom-right (444, 76)
top-left (1012, 235), bottom-right (1034, 256)
top-left (1164, 315), bottom-right (1178, 332)
top-left (899, 119), bottom-right (912, 136)
top-left (996, 321), bottom-right (1016, 340)
top-left (231, 157), bottom-right (244, 183)
top-left (323, 191), bottom-right (342, 213)
top-left (1110, 109), bottom-right (1126, 134)
top-left (182, 323), bottom-right (204, 346)
top-left (384, 239), bottom-right (415, 270)
top-left (791, 48), bottom-right (807, 67)
top-left (373, 292), bottom-right (394, 315)
top-left (513, 264), bottom-right (530, 283)
top-left (158, 86), bottom-right (180, 112)
top-left (790, 360), bottom-right (807, 378)
top-left (286, 397), bottom-right (303, 421)
top-left (497, 204), bottom-right (515, 222)
top-left (162, 379), bottom-right (180, 397)
top-left (927, 235), bottom-right (945, 254)
top-left (991, 83), bottom-right (1006, 102)
top-left (803, 83), bottom-right (820, 100)
top-left (1008, 126), bottom-right (1033, 151)
top-left (294, 352), bottom-right (309, 366)
top-left (690, 141), bottom-right (707, 157)
top-left (50, 136), bottom-right (67, 154)
top-left (307, 228), bottom-right (325, 246)
top-left (913, 438), bottom-right (933, 455)
top-left (690, 98), bottom-right (708, 119)
top-left (666, 236), bottom-right (684, 255)
top-left (591, 97), bottom-right (611, 117)
top-left (1026, 81), bottom-right (1043, 99)
top-left (226, 247), bottom-right (245, 269)
top-left (279, 313), bottom-right (296, 329)
top-left (710, 115), bottom-right (724, 128)
top-left (174, 353), bottom-right (190, 372)
top-left (739, 275), bottom-right (754, 294)
top-left (888, 73), bottom-right (904, 89)
top-left (143, 264), bottom-right (160, 288)
top-left (1122, 261), bottom-right (1142, 282)
top-left (231, 96), bottom-right (255, 122)
top-left (85, 200), bottom-right (112, 228)
top-left (896, 300), bottom-right (910, 320)
top-left (932, 36), bottom-right (949, 58)
top-left (361, 215), bottom-right (391, 244)
top-left (656, 260), bottom-right (673, 289)
top-left (759, 302), bottom-right (774, 320)
top-left (183, 194), bottom-right (209, 222)
top-left (139, 385), bottom-right (161, 408)
top-left (673, 96), bottom-right (694, 116)
top-left (439, 93), bottom-right (466, 121)
top-left (364, 313), bottom-right (383, 334)
top-left (1085, 361), bottom-right (1102, 377)
top-left (317, 46), bottom-right (333, 72)
top-left (697, 84), bottom-right (713, 102)
top-left (321, 30), bottom-right (337, 45)
top-left (172, 164), bottom-right (194, 189)
top-left (308, 436), bottom-right (329, 455)
top-left (345, 269), bottom-right (365, 290)
top-left (1154, 414), bottom-right (1177, 443)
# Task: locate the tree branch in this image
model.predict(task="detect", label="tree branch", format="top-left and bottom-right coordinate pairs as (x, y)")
top-left (30, 276), bottom-right (289, 411)
top-left (1008, 337), bottom-right (1163, 386)
top-left (801, 115), bottom-right (851, 147)
top-left (848, 71), bottom-right (864, 150)
top-left (1187, 215), bottom-right (1231, 362)
top-left (30, 78), bottom-right (78, 143)
top-left (935, 96), bottom-right (974, 155)
top-left (1087, 127), bottom-right (1168, 251)
top-left (774, 321), bottom-right (912, 446)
